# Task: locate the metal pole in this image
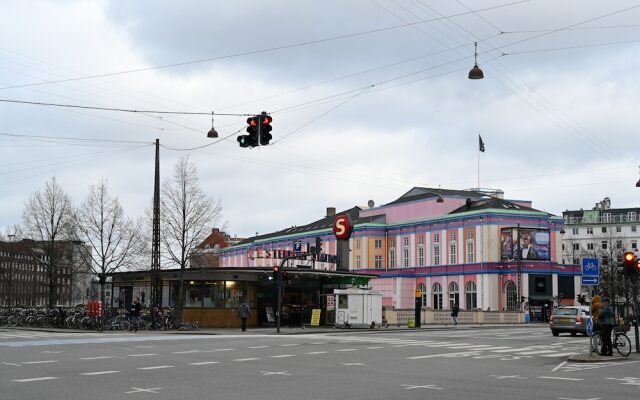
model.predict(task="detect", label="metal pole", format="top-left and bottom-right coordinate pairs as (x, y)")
top-left (517, 223), bottom-right (522, 311)
top-left (150, 139), bottom-right (161, 327)
top-left (633, 280), bottom-right (639, 353)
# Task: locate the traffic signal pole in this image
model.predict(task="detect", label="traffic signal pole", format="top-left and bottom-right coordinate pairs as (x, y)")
top-left (633, 281), bottom-right (639, 353)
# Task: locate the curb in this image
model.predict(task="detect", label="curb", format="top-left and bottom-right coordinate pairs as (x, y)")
top-left (567, 353), bottom-right (635, 363)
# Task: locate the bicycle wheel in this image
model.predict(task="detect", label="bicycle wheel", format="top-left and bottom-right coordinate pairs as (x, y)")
top-left (615, 333), bottom-right (632, 357)
top-left (590, 332), bottom-right (602, 353)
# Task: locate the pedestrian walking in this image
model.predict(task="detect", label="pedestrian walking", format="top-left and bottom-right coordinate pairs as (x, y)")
top-left (130, 297), bottom-right (141, 332)
top-left (451, 303), bottom-right (460, 326)
top-left (598, 297), bottom-right (615, 356)
top-left (237, 299), bottom-right (251, 332)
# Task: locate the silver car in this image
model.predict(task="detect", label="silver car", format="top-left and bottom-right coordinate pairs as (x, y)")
top-left (549, 306), bottom-right (590, 336)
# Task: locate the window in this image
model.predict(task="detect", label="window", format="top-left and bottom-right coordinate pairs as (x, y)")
top-left (572, 243), bottom-right (580, 251)
top-left (449, 241), bottom-right (457, 265)
top-left (448, 281), bottom-right (459, 309)
top-left (433, 233), bottom-right (440, 243)
top-left (572, 228), bottom-right (578, 235)
top-left (466, 230), bottom-right (473, 240)
top-left (418, 235), bottom-right (424, 245)
top-left (616, 240), bottom-right (622, 249)
top-left (587, 243), bottom-right (594, 250)
top-left (418, 245), bottom-right (424, 266)
top-left (602, 213), bottom-right (611, 223)
top-left (465, 281), bottom-right (477, 310)
top-left (633, 226), bottom-right (637, 233)
top-left (602, 226), bottom-right (607, 233)
top-left (355, 239), bottom-right (361, 250)
top-left (355, 255), bottom-right (361, 269)
top-left (628, 212), bottom-right (636, 222)
top-left (432, 282), bottom-right (443, 310)
top-left (403, 237), bottom-right (410, 267)
top-left (633, 241), bottom-right (638, 250)
top-left (374, 239), bottom-right (382, 248)
top-left (505, 281), bottom-right (518, 311)
top-left (616, 226), bottom-right (622, 233)
top-left (374, 255), bottom-right (382, 269)
top-left (389, 248), bottom-right (395, 269)
top-left (601, 241), bottom-right (608, 250)
top-left (433, 244), bottom-right (440, 265)
top-left (466, 240), bottom-right (474, 263)
top-left (587, 227), bottom-right (593, 234)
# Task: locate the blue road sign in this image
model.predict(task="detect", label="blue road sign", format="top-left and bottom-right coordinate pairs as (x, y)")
top-left (586, 317), bottom-right (593, 336)
top-left (582, 258), bottom-right (599, 276)
top-left (293, 240), bottom-right (302, 255)
top-left (581, 276), bottom-right (600, 286)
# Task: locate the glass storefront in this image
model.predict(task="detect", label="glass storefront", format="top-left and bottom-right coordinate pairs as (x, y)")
top-left (174, 280), bottom-right (255, 309)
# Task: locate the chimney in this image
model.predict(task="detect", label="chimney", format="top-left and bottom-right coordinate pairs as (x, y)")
top-left (326, 207), bottom-right (336, 217)
top-left (466, 198), bottom-right (472, 209)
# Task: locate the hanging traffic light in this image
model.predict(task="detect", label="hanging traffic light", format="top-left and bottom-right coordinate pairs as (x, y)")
top-left (622, 251), bottom-right (636, 280)
top-left (247, 116), bottom-right (259, 147)
top-left (260, 113), bottom-right (272, 145)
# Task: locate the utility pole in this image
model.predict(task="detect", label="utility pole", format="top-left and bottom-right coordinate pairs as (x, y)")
top-left (150, 139), bottom-right (161, 326)
top-left (516, 223), bottom-right (522, 311)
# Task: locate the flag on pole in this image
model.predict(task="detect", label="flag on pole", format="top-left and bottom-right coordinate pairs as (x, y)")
top-left (479, 135), bottom-right (485, 152)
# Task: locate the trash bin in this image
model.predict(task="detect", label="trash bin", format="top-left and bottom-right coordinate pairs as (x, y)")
top-left (407, 319), bottom-right (415, 328)
top-left (525, 313), bottom-right (531, 323)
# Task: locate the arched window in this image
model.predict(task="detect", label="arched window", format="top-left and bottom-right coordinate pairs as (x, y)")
top-left (465, 281), bottom-right (477, 310)
top-left (505, 281), bottom-right (517, 310)
top-left (432, 282), bottom-right (443, 310)
top-left (448, 281), bottom-right (459, 308)
top-left (418, 283), bottom-right (427, 307)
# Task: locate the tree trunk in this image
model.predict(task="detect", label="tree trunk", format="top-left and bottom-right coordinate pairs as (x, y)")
top-left (100, 281), bottom-right (106, 332)
top-left (176, 268), bottom-right (185, 321)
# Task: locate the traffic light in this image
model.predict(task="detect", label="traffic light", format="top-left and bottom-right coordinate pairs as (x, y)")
top-left (622, 251), bottom-right (636, 279)
top-left (260, 113), bottom-right (272, 145)
top-left (315, 237), bottom-right (323, 255)
top-left (272, 265), bottom-right (280, 281)
top-left (237, 117), bottom-right (259, 148)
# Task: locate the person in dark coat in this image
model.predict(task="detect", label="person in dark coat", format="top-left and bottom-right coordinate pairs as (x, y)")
top-left (237, 299), bottom-right (251, 332)
top-left (598, 297), bottom-right (615, 356)
top-left (451, 304), bottom-right (460, 326)
top-left (130, 297), bottom-right (141, 332)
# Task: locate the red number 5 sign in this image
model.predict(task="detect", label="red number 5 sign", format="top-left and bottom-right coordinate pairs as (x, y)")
top-left (333, 214), bottom-right (353, 240)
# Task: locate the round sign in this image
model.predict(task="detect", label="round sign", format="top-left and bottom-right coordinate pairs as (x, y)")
top-left (333, 214), bottom-right (353, 240)
top-left (415, 290), bottom-right (423, 298)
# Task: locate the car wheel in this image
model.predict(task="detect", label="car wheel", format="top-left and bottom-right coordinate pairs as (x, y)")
top-left (570, 332), bottom-right (577, 337)
top-left (552, 330), bottom-right (559, 336)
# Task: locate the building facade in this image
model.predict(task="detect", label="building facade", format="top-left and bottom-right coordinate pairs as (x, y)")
top-left (0, 239), bottom-right (91, 307)
top-left (221, 187), bottom-right (578, 323)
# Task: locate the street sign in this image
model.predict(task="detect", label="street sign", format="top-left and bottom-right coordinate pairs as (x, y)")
top-left (581, 276), bottom-right (600, 286)
top-left (582, 258), bottom-right (599, 276)
top-left (586, 317), bottom-right (593, 336)
top-left (293, 240), bottom-right (302, 255)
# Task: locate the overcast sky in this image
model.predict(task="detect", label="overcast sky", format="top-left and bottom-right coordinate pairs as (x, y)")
top-left (2, 0), bottom-right (640, 239)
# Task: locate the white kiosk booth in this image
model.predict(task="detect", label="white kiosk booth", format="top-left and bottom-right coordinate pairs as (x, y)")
top-left (334, 288), bottom-right (383, 328)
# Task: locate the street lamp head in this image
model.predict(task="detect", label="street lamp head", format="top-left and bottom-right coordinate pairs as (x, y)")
top-left (207, 111), bottom-right (218, 138)
top-left (468, 42), bottom-right (484, 80)
top-left (636, 178), bottom-right (640, 187)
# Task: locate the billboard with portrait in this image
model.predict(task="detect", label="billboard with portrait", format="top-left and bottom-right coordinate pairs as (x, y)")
top-left (500, 228), bottom-right (550, 261)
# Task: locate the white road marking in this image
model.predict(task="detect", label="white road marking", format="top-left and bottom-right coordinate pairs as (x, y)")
top-left (516, 350), bottom-right (559, 355)
top-left (491, 347), bottom-right (533, 353)
top-left (271, 354), bottom-right (295, 358)
top-left (367, 346), bottom-right (384, 349)
top-left (81, 371), bottom-right (120, 375)
top-left (13, 377), bottom-right (58, 382)
top-left (446, 344), bottom-right (497, 349)
top-left (188, 361), bottom-right (220, 365)
top-left (558, 398), bottom-right (601, 400)
top-left (138, 365), bottom-right (174, 370)
top-left (279, 344), bottom-right (300, 347)
top-left (552, 361), bottom-right (567, 372)
top-left (490, 375), bottom-right (528, 380)
top-left (541, 352), bottom-right (580, 357)
top-left (336, 348), bottom-right (357, 352)
top-left (127, 353), bottom-right (157, 357)
top-left (42, 351), bottom-right (63, 354)
top-left (125, 387), bottom-right (162, 394)
top-left (249, 346), bottom-right (269, 349)
top-left (22, 360), bottom-right (57, 364)
top-left (172, 350), bottom-right (202, 354)
top-left (3, 362), bottom-right (22, 366)
top-left (306, 351), bottom-right (328, 355)
top-left (341, 362), bottom-right (367, 366)
top-left (233, 358), bottom-right (260, 362)
top-left (402, 384), bottom-right (443, 390)
top-left (539, 376), bottom-right (583, 381)
top-left (408, 351), bottom-right (479, 359)
top-left (209, 348), bottom-right (235, 352)
top-left (260, 370), bottom-right (291, 376)
top-left (80, 356), bottom-right (122, 360)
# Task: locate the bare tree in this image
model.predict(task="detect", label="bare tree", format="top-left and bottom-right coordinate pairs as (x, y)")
top-left (75, 179), bottom-right (144, 326)
top-left (161, 156), bottom-right (223, 320)
top-left (22, 177), bottom-right (76, 308)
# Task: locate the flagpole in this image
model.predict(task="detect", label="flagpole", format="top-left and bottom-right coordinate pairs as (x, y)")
top-left (477, 133), bottom-right (480, 189)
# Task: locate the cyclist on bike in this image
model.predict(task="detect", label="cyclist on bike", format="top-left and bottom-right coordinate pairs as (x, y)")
top-left (130, 297), bottom-right (141, 332)
top-left (599, 297), bottom-right (615, 356)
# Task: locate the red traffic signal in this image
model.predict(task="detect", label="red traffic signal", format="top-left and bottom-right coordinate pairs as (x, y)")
top-left (260, 113), bottom-right (272, 145)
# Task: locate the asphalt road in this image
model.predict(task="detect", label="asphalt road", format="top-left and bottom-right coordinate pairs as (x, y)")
top-left (0, 326), bottom-right (638, 400)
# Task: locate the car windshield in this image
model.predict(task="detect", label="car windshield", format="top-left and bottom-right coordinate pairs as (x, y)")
top-left (554, 308), bottom-right (578, 316)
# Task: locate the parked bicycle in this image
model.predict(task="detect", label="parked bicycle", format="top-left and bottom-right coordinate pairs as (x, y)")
top-left (590, 324), bottom-right (632, 357)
